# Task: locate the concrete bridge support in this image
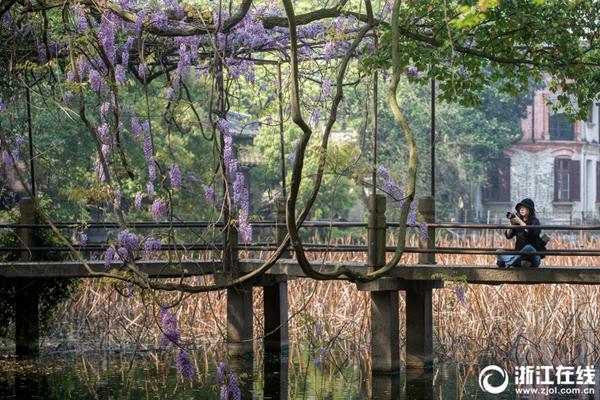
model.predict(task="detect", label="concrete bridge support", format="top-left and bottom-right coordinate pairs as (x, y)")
top-left (15, 198), bottom-right (39, 357)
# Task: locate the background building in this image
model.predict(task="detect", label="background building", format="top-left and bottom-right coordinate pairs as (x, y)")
top-left (476, 89), bottom-right (600, 224)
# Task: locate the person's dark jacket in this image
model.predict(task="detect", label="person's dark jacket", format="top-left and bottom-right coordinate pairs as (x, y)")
top-left (505, 217), bottom-right (541, 251)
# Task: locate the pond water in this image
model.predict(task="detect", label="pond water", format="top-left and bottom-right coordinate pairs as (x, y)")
top-left (0, 349), bottom-right (596, 399)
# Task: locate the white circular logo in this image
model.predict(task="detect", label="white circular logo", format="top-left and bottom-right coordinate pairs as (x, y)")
top-left (479, 365), bottom-right (509, 394)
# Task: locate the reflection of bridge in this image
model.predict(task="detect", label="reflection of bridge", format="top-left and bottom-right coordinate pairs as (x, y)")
top-left (3, 197), bottom-right (600, 398)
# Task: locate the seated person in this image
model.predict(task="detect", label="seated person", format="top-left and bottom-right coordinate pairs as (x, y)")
top-left (496, 198), bottom-right (543, 268)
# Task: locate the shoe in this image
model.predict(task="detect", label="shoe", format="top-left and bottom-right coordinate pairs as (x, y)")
top-left (496, 260), bottom-right (506, 268)
top-left (520, 260), bottom-right (532, 268)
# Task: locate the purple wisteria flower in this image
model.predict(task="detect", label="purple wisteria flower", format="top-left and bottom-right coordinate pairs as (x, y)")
top-left (115, 64), bottom-right (126, 85)
top-left (131, 113), bottom-right (142, 138)
top-left (143, 238), bottom-right (161, 258)
top-left (100, 102), bottom-right (111, 120)
top-left (322, 79), bottom-right (331, 97)
top-left (169, 163), bottom-right (181, 190)
top-left (455, 285), bottom-right (465, 303)
top-left (72, 4), bottom-right (88, 33)
top-left (37, 43), bottom-right (47, 64)
top-left (407, 203), bottom-right (417, 227)
top-left (151, 198), bottom-right (167, 221)
top-left (2, 151), bottom-right (12, 171)
top-left (238, 209), bottom-right (252, 244)
top-left (104, 246), bottom-right (116, 269)
top-left (419, 222), bottom-right (429, 241)
top-left (98, 123), bottom-right (110, 143)
top-left (138, 62), bottom-right (146, 79)
top-left (160, 307), bottom-right (181, 347)
top-left (89, 69), bottom-right (104, 94)
top-left (0, 100), bottom-right (6, 113)
top-left (147, 181), bottom-right (155, 199)
top-left (117, 246), bottom-right (129, 261)
top-left (99, 11), bottom-right (116, 66)
top-left (216, 362), bottom-right (227, 385)
top-left (79, 233), bottom-right (88, 247)
top-left (376, 166), bottom-right (389, 180)
top-left (134, 191), bottom-right (143, 210)
top-left (314, 322), bottom-right (325, 340)
top-left (176, 350), bottom-right (196, 381)
top-left (310, 109), bottom-right (320, 128)
top-left (117, 229), bottom-right (140, 252)
top-left (143, 134), bottom-right (153, 161)
top-left (204, 187), bottom-right (215, 203)
top-left (166, 87), bottom-right (174, 100)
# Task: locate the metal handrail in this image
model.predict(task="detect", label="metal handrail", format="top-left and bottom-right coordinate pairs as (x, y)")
top-left (1, 221), bottom-right (599, 230)
top-left (0, 244), bottom-right (598, 257)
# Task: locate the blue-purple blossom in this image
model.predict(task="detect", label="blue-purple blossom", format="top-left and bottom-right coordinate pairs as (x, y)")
top-left (100, 102), bottom-right (111, 120)
top-left (79, 233), bottom-right (88, 247)
top-left (117, 246), bottom-right (129, 261)
top-left (131, 113), bottom-right (142, 138)
top-left (160, 307), bottom-right (181, 347)
top-left (117, 229), bottom-right (140, 252)
top-left (99, 11), bottom-right (116, 66)
top-left (376, 166), bottom-right (389, 180)
top-left (147, 181), bottom-right (155, 199)
top-left (98, 123), bottom-right (110, 143)
top-left (151, 198), bottom-right (167, 221)
top-left (104, 247), bottom-right (116, 269)
top-left (2, 151), bottom-right (12, 170)
top-left (227, 373), bottom-right (241, 400)
top-left (419, 222), bottom-right (429, 241)
top-left (204, 187), bottom-right (215, 203)
top-left (0, 100), bottom-right (5, 112)
top-left (143, 134), bottom-right (153, 161)
top-left (72, 4), bottom-right (88, 34)
top-left (138, 62), bottom-right (146, 79)
top-left (166, 87), bottom-right (174, 100)
top-left (62, 91), bottom-right (73, 103)
top-left (143, 238), bottom-right (161, 258)
top-left (37, 43), bottom-right (47, 64)
top-left (238, 209), bottom-right (252, 244)
top-left (455, 285), bottom-right (465, 303)
top-left (89, 69), bottom-right (104, 94)
top-left (176, 350), bottom-right (196, 381)
top-left (115, 64), bottom-right (126, 85)
top-left (314, 322), bottom-right (324, 340)
top-left (216, 362), bottom-right (227, 385)
top-left (134, 191), bottom-right (143, 210)
top-left (169, 163), bottom-right (181, 190)
top-left (322, 79), bottom-right (331, 97)
top-left (310, 109), bottom-right (320, 128)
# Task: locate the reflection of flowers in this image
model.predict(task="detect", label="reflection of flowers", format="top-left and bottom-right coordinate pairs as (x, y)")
top-left (216, 362), bottom-right (241, 400)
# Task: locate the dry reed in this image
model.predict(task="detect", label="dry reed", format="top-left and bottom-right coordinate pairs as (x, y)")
top-left (30, 232), bottom-right (600, 367)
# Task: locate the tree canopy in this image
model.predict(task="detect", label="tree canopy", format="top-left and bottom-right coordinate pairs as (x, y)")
top-left (0, 0), bottom-right (599, 286)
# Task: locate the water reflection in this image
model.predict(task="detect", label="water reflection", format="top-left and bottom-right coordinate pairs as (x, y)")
top-left (1, 351), bottom-right (593, 399)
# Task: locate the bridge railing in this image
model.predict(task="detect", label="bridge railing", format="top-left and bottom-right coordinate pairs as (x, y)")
top-left (0, 220), bottom-right (598, 257)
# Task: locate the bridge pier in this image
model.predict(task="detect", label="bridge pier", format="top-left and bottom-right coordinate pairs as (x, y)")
top-left (406, 196), bottom-right (436, 369)
top-left (15, 198), bottom-right (40, 357)
top-left (367, 195), bottom-right (400, 374)
top-left (225, 229), bottom-right (254, 358)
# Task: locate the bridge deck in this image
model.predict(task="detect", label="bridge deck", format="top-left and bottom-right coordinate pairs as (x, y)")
top-left (0, 259), bottom-right (599, 285)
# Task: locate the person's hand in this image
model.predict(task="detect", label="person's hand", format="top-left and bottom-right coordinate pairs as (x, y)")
top-left (510, 216), bottom-right (523, 225)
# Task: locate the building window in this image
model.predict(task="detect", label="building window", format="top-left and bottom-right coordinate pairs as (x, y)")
top-left (554, 158), bottom-right (580, 202)
top-left (483, 158), bottom-right (510, 202)
top-left (549, 113), bottom-right (575, 140)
